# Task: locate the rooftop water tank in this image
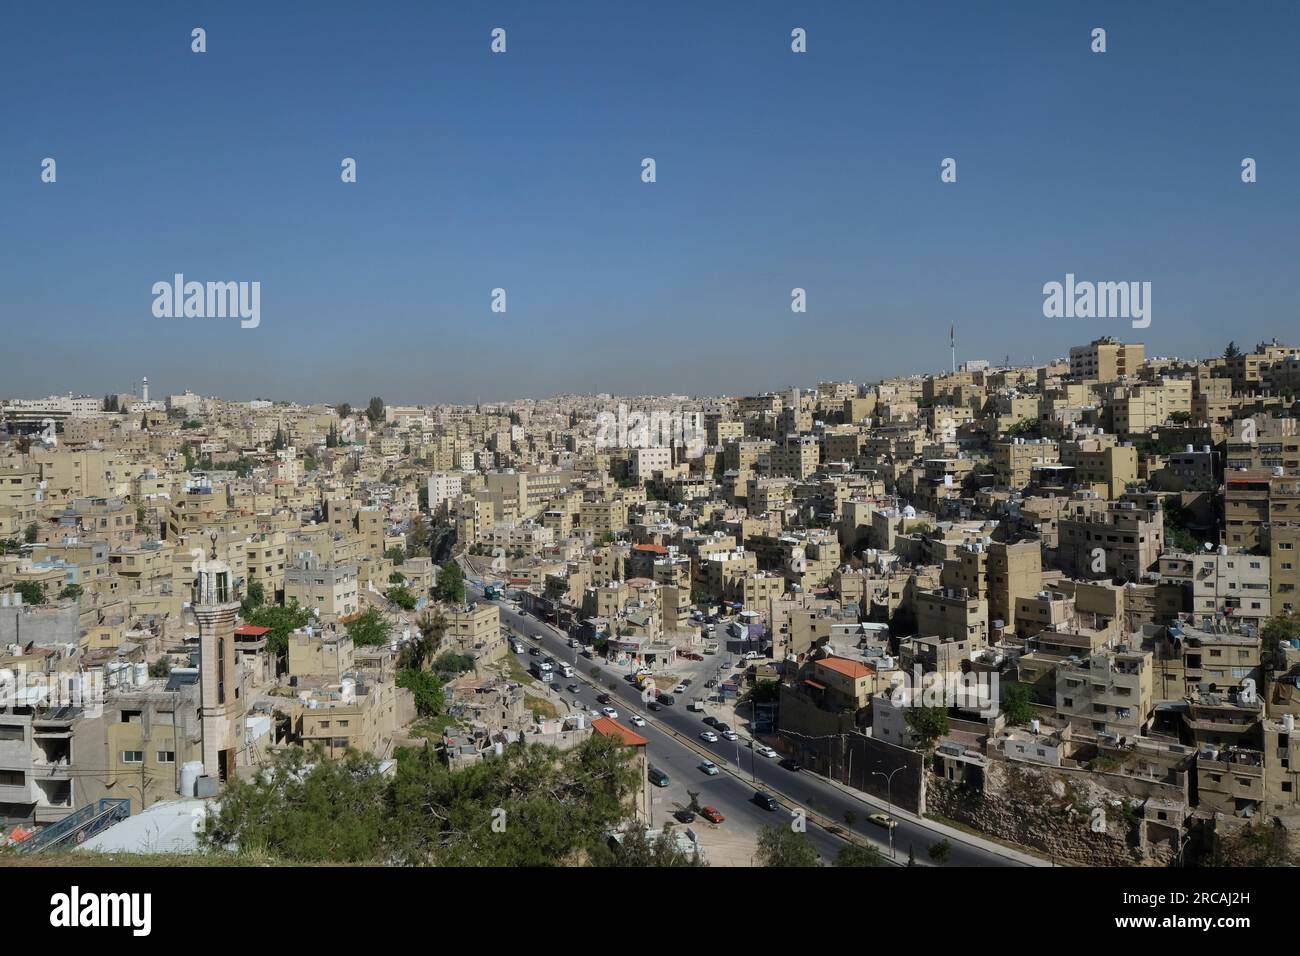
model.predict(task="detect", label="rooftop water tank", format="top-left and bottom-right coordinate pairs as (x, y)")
top-left (180, 761), bottom-right (204, 797)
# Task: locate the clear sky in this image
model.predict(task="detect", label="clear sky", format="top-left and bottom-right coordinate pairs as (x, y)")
top-left (3, 1), bottom-right (1297, 404)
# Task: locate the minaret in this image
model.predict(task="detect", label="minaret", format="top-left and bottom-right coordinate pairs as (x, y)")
top-left (192, 534), bottom-right (243, 784)
top-left (141, 376), bottom-right (149, 403)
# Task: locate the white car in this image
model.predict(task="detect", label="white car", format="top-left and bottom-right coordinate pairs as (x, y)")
top-left (601, 707), bottom-right (619, 720)
top-left (721, 730), bottom-right (739, 741)
top-left (629, 715), bottom-right (647, 727)
top-left (754, 745), bottom-right (778, 758)
top-left (673, 683), bottom-right (687, 694)
top-left (699, 730), bottom-right (720, 743)
top-left (698, 760), bottom-right (720, 776)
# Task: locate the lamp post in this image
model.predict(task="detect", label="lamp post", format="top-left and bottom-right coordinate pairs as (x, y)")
top-left (872, 766), bottom-right (905, 859)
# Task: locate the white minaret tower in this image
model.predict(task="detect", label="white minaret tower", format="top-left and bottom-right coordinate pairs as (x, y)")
top-left (141, 376), bottom-right (149, 403)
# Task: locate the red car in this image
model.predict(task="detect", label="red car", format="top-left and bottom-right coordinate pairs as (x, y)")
top-left (700, 806), bottom-right (725, 825)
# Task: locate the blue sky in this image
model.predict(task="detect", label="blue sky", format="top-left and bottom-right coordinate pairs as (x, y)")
top-left (3, 1), bottom-right (1297, 403)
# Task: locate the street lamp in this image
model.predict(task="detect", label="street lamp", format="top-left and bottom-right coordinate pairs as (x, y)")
top-left (871, 766), bottom-right (905, 859)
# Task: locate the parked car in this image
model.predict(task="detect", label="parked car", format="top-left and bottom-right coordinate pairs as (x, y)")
top-left (702, 716), bottom-right (718, 727)
top-left (672, 683), bottom-right (687, 694)
top-left (699, 731), bottom-right (720, 743)
top-left (648, 701), bottom-right (661, 711)
top-left (674, 809), bottom-right (696, 824)
top-left (700, 806), bottom-right (725, 824)
top-left (780, 758), bottom-right (802, 772)
top-left (566, 683), bottom-right (580, 693)
top-left (682, 678), bottom-right (693, 687)
top-left (869, 813), bottom-right (898, 829)
top-left (715, 723), bottom-right (731, 734)
top-left (629, 715), bottom-right (647, 727)
top-left (753, 792), bottom-right (779, 811)
top-left (698, 760), bottom-right (720, 776)
top-left (601, 707), bottom-right (619, 719)
top-left (721, 730), bottom-right (738, 741)
top-left (754, 745), bottom-right (778, 759)
top-left (704, 678), bottom-right (717, 688)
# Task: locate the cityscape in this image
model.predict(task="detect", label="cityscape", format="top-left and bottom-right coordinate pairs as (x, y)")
top-left (1, 0), bottom-right (1291, 932)
top-left (3, 340), bottom-right (1299, 876)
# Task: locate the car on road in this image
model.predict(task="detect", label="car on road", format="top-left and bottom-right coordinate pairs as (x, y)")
top-left (753, 745), bottom-right (778, 758)
top-left (672, 683), bottom-right (687, 694)
top-left (629, 715), bottom-right (647, 727)
top-left (869, 813), bottom-right (898, 829)
top-left (700, 806), bottom-right (725, 824)
top-left (567, 638), bottom-right (578, 647)
top-left (528, 647), bottom-right (539, 656)
top-left (601, 707), bottom-right (619, 719)
top-left (596, 693), bottom-right (611, 704)
top-left (681, 678), bottom-right (693, 687)
top-left (753, 792), bottom-right (779, 811)
top-left (698, 760), bottom-right (719, 776)
top-left (655, 692), bottom-right (675, 706)
top-left (648, 701), bottom-right (660, 711)
top-left (704, 678), bottom-right (717, 688)
top-left (699, 731), bottom-right (720, 743)
top-left (674, 809), bottom-right (696, 824)
top-left (566, 683), bottom-right (580, 694)
top-left (780, 758), bottom-right (802, 772)
top-left (721, 730), bottom-right (738, 741)
top-left (715, 723), bottom-right (732, 734)
top-left (702, 716), bottom-right (718, 727)
top-left (648, 767), bottom-right (670, 787)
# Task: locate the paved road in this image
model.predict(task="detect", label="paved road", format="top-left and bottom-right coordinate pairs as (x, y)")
top-left (471, 581), bottom-right (1028, 867)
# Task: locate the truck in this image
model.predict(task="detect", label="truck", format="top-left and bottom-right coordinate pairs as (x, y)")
top-left (484, 584), bottom-right (503, 600)
top-left (689, 698), bottom-right (705, 712)
top-left (529, 660), bottom-right (554, 683)
top-left (560, 664), bottom-right (574, 678)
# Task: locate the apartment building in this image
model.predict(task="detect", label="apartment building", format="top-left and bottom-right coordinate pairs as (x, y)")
top-left (284, 553), bottom-right (359, 622)
top-left (1069, 337), bottom-right (1144, 382)
top-left (1055, 647), bottom-right (1153, 739)
top-left (1058, 500), bottom-right (1164, 581)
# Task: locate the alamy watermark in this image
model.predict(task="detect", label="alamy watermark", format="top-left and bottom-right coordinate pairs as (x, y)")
top-left (1042, 273), bottom-right (1150, 329)
top-left (152, 274), bottom-right (260, 329)
top-left (595, 404), bottom-right (706, 456)
top-left (899, 666), bottom-right (999, 718)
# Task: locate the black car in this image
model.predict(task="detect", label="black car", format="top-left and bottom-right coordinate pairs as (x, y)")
top-left (715, 723), bottom-right (731, 734)
top-left (702, 716), bottom-right (718, 727)
top-left (780, 758), bottom-right (802, 773)
top-left (528, 647), bottom-right (539, 656)
top-left (648, 701), bottom-right (661, 711)
top-left (753, 792), bottom-right (779, 811)
top-left (674, 809), bottom-right (696, 824)
top-left (704, 679), bottom-right (717, 688)
top-left (682, 678), bottom-right (693, 687)
top-left (596, 693), bottom-right (611, 704)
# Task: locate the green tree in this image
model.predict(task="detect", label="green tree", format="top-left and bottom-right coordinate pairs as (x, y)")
top-left (242, 600), bottom-right (312, 670)
top-left (386, 585), bottom-right (417, 611)
top-left (58, 583), bottom-right (83, 601)
top-left (336, 403), bottom-right (352, 420)
top-left (23, 523), bottom-right (38, 544)
top-left (403, 611), bottom-right (446, 671)
top-left (593, 824), bottom-right (706, 867)
top-left (397, 668), bottom-right (446, 717)
top-left (905, 706), bottom-right (949, 750)
top-left (14, 581), bottom-right (45, 605)
top-left (385, 546), bottom-right (405, 567)
top-left (1001, 683), bottom-right (1036, 726)
top-left (241, 580), bottom-right (266, 615)
top-left (431, 652), bottom-right (475, 679)
top-left (1224, 341), bottom-right (1242, 359)
top-left (434, 561), bottom-right (465, 605)
top-left (346, 607), bottom-right (393, 647)
top-left (755, 824), bottom-right (820, 867)
top-left (366, 397), bottom-right (385, 425)
top-left (928, 838), bottom-right (952, 864)
top-left (835, 843), bottom-right (885, 867)
top-left (1210, 821), bottom-right (1292, 866)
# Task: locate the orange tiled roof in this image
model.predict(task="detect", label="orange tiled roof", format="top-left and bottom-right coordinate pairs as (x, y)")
top-left (591, 716), bottom-right (649, 747)
top-left (815, 656), bottom-right (875, 680)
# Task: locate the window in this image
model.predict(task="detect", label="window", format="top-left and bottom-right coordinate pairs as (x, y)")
top-left (121, 751), bottom-right (144, 763)
top-left (157, 751), bottom-right (175, 763)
